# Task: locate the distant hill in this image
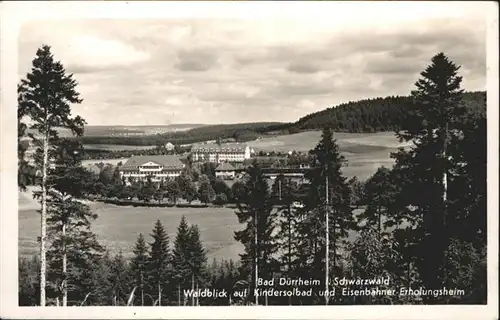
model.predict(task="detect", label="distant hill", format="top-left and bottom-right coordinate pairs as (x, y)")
top-left (280, 91), bottom-right (486, 134)
top-left (76, 122), bottom-right (284, 146)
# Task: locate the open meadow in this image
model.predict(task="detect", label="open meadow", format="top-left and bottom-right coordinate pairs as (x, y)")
top-left (19, 191), bottom-right (365, 262)
top-left (19, 191), bottom-right (244, 262)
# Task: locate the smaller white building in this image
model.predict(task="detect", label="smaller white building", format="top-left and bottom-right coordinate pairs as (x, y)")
top-left (215, 162), bottom-right (236, 180)
top-left (165, 142), bottom-right (175, 151)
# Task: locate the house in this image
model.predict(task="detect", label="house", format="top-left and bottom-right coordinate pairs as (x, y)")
top-left (190, 143), bottom-right (251, 163)
top-left (261, 167), bottom-right (312, 185)
top-left (165, 142), bottom-right (175, 151)
top-left (119, 155), bottom-right (185, 184)
top-left (215, 162), bottom-right (236, 179)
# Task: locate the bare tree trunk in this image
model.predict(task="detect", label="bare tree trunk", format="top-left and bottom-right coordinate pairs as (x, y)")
top-left (288, 200), bottom-right (292, 305)
top-left (40, 134), bottom-right (49, 306)
top-left (62, 222), bottom-right (67, 306)
top-left (442, 122), bottom-right (449, 227)
top-left (191, 273), bottom-right (194, 306)
top-left (178, 284), bottom-right (181, 306)
top-left (254, 209), bottom-right (258, 306)
top-left (196, 281), bottom-right (199, 306)
top-left (325, 175), bottom-right (329, 305)
top-left (158, 282), bottom-right (161, 306)
top-left (378, 207), bottom-right (382, 234)
top-left (141, 273), bottom-right (144, 306)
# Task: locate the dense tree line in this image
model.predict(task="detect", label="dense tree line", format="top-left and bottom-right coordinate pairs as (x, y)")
top-left (73, 122), bottom-right (283, 146)
top-left (82, 144), bottom-right (192, 160)
top-left (285, 91), bottom-right (486, 133)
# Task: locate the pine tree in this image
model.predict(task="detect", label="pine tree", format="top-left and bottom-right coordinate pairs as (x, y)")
top-left (298, 128), bottom-right (355, 304)
top-left (172, 216), bottom-right (192, 304)
top-left (130, 234), bottom-right (148, 306)
top-left (18, 45), bottom-right (85, 305)
top-left (148, 220), bottom-right (170, 306)
top-left (360, 166), bottom-right (399, 233)
top-left (41, 138), bottom-right (103, 306)
top-left (234, 162), bottom-right (278, 305)
top-left (392, 53), bottom-right (469, 298)
top-left (272, 175), bottom-right (301, 305)
top-left (109, 251), bottom-right (130, 306)
top-left (187, 225), bottom-right (207, 305)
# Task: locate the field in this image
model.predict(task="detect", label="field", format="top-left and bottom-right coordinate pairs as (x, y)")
top-left (83, 144), bottom-right (155, 151)
top-left (19, 195), bottom-right (244, 262)
top-left (19, 193), bottom-right (365, 262)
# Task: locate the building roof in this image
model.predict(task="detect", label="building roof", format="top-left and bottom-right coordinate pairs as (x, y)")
top-left (191, 143), bottom-right (248, 153)
top-left (165, 142), bottom-right (175, 150)
top-left (121, 155), bottom-right (185, 170)
top-left (215, 162), bottom-right (236, 171)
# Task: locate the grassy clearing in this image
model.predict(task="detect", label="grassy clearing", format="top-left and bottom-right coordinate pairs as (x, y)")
top-left (83, 144), bottom-right (155, 151)
top-left (19, 201), bottom-right (244, 261)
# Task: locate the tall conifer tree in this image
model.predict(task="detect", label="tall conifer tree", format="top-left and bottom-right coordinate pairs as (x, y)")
top-left (18, 45), bottom-right (85, 305)
top-left (234, 162), bottom-right (278, 305)
top-left (148, 220), bottom-right (170, 306)
top-left (297, 128), bottom-right (355, 303)
top-left (392, 53), bottom-right (469, 297)
top-left (130, 234), bottom-right (148, 306)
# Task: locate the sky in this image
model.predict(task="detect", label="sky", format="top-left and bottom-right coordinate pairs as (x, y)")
top-left (17, 2), bottom-right (488, 126)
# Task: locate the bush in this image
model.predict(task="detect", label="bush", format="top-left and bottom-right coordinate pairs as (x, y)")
top-left (213, 193), bottom-right (228, 205)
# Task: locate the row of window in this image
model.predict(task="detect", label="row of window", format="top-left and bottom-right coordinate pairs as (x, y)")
top-left (121, 171), bottom-right (182, 175)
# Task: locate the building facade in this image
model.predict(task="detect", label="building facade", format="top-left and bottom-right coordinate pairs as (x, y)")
top-left (215, 162), bottom-right (236, 179)
top-left (190, 143), bottom-right (251, 163)
top-left (119, 155), bottom-right (185, 183)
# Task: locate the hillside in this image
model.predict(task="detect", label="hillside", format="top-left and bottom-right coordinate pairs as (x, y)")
top-left (76, 122), bottom-right (284, 146)
top-left (284, 91), bottom-right (486, 133)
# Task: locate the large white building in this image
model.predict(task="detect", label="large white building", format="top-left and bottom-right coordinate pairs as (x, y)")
top-left (190, 143), bottom-right (251, 163)
top-left (119, 155), bottom-right (185, 183)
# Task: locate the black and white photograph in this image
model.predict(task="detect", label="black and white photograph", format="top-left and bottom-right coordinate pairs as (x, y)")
top-left (1, 1), bottom-right (498, 319)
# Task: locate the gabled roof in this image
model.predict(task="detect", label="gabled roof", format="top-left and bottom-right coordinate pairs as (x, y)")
top-left (215, 162), bottom-right (236, 171)
top-left (191, 143), bottom-right (248, 152)
top-left (121, 155), bottom-right (184, 169)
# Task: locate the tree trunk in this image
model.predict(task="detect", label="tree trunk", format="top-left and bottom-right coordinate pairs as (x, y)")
top-left (141, 273), bottom-right (144, 306)
top-left (62, 222), bottom-right (67, 307)
top-left (378, 207), bottom-right (382, 234)
top-left (40, 134), bottom-right (49, 306)
top-left (325, 175), bottom-right (329, 305)
top-left (158, 282), bottom-right (161, 306)
top-left (254, 210), bottom-right (258, 306)
top-left (178, 284), bottom-right (181, 306)
top-left (442, 122), bottom-right (449, 227)
top-left (191, 273), bottom-right (195, 306)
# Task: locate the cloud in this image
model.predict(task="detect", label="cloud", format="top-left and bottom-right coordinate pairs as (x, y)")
top-left (287, 61), bottom-right (319, 74)
top-left (17, 8), bottom-right (487, 125)
top-left (175, 48), bottom-right (218, 72)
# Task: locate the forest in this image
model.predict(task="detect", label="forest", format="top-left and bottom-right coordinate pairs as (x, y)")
top-left (17, 46), bottom-right (487, 306)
